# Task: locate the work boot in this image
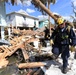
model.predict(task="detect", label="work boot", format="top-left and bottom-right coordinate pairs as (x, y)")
top-left (62, 67), bottom-right (68, 74)
top-left (50, 54), bottom-right (58, 60)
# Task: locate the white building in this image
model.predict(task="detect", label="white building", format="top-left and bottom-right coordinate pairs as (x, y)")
top-left (0, 1), bottom-right (7, 40)
top-left (6, 10), bottom-right (39, 29)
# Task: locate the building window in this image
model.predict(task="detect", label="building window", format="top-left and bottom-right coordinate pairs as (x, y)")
top-left (23, 16), bottom-right (26, 20)
top-left (34, 20), bottom-right (36, 25)
top-left (8, 15), bottom-right (11, 20)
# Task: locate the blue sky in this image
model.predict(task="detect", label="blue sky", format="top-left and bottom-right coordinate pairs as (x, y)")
top-left (5, 0), bottom-right (76, 22)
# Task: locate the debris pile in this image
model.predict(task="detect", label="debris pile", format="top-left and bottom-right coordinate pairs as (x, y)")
top-left (0, 28), bottom-right (52, 75)
top-left (0, 28), bottom-right (76, 75)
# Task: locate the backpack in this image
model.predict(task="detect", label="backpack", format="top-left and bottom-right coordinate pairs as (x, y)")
top-left (65, 21), bottom-right (74, 33)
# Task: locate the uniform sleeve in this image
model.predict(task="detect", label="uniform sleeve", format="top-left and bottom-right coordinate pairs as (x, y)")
top-left (69, 28), bottom-right (76, 46)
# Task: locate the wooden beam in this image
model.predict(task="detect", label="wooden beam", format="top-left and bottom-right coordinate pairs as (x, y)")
top-left (18, 62), bottom-right (46, 69)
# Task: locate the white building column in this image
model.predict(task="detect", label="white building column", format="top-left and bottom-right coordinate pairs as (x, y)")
top-left (8, 27), bottom-right (11, 39)
top-left (1, 26), bottom-right (4, 40)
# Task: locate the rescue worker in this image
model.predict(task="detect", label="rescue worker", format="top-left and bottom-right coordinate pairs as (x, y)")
top-left (44, 25), bottom-right (50, 40)
top-left (43, 25), bottom-right (50, 47)
top-left (50, 17), bottom-right (76, 74)
top-left (39, 25), bottom-right (50, 47)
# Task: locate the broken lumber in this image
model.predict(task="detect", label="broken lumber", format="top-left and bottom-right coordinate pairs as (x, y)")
top-left (21, 49), bottom-right (29, 61)
top-left (18, 62), bottom-right (46, 69)
top-left (0, 58), bottom-right (9, 68)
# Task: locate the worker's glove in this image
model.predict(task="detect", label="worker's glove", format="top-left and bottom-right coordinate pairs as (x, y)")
top-left (70, 46), bottom-right (75, 52)
top-left (46, 35), bottom-right (48, 38)
top-left (47, 35), bottom-right (50, 39)
top-left (50, 39), bottom-right (54, 45)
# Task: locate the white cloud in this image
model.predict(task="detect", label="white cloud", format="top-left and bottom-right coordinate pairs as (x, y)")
top-left (38, 15), bottom-right (48, 20)
top-left (52, 12), bottom-right (73, 22)
top-left (37, 14), bottom-right (73, 24)
top-left (12, 0), bottom-right (31, 6)
top-left (22, 0), bottom-right (31, 6)
top-left (63, 16), bottom-right (73, 22)
top-left (53, 12), bottom-right (60, 16)
top-left (26, 8), bottom-right (35, 13)
top-left (18, 9), bottom-right (29, 15)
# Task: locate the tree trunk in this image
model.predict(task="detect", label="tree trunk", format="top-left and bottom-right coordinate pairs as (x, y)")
top-left (48, 0), bottom-right (51, 34)
top-left (33, 0), bottom-right (57, 21)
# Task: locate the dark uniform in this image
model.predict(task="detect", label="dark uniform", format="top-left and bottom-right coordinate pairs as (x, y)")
top-left (39, 26), bottom-right (50, 47)
top-left (44, 27), bottom-right (50, 40)
top-left (50, 25), bottom-right (76, 72)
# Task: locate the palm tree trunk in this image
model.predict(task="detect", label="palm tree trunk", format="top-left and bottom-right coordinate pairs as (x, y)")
top-left (33, 0), bottom-right (57, 21)
top-left (48, 0), bottom-right (51, 34)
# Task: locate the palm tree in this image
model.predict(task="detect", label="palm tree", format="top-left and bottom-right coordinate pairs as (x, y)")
top-left (31, 0), bottom-right (57, 20)
top-left (5, 0), bottom-right (57, 20)
top-left (72, 2), bottom-right (76, 17)
top-left (71, 2), bottom-right (76, 28)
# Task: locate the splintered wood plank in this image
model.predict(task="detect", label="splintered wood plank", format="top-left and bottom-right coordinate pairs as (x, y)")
top-left (21, 49), bottom-right (29, 61)
top-left (0, 58), bottom-right (9, 68)
top-left (0, 35), bottom-right (39, 60)
top-left (6, 43), bottom-right (24, 57)
top-left (9, 36), bottom-right (26, 45)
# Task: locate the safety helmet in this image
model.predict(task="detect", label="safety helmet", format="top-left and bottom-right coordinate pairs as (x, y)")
top-left (57, 17), bottom-right (64, 25)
